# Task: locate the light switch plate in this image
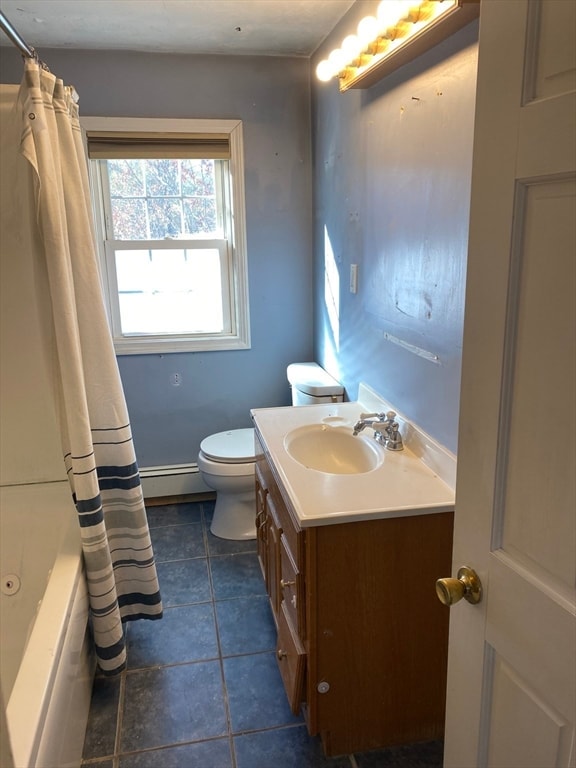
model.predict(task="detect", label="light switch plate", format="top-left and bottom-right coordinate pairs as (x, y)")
top-left (350, 263), bottom-right (358, 293)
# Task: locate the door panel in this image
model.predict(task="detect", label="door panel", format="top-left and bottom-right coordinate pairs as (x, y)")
top-left (528, 0), bottom-right (576, 100)
top-left (499, 178), bottom-right (575, 587)
top-left (485, 653), bottom-right (572, 768)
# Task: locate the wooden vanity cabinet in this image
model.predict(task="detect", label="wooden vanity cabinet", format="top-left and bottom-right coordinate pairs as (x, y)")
top-left (254, 431), bottom-right (454, 757)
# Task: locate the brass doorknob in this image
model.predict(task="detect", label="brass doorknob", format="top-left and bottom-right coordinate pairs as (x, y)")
top-left (436, 566), bottom-right (482, 606)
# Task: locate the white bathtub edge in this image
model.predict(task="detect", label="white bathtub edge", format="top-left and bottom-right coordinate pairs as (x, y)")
top-left (5, 503), bottom-right (94, 768)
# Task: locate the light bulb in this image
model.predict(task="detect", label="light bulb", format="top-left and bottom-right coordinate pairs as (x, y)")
top-left (357, 15), bottom-right (379, 45)
top-left (316, 59), bottom-right (334, 82)
top-left (377, 0), bottom-right (414, 31)
top-left (328, 48), bottom-right (347, 74)
top-left (341, 34), bottom-right (362, 63)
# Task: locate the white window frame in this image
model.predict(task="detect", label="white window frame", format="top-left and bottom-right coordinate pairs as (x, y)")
top-left (82, 117), bottom-right (250, 355)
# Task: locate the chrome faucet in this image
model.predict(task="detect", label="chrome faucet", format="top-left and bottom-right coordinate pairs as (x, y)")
top-left (352, 411), bottom-right (404, 451)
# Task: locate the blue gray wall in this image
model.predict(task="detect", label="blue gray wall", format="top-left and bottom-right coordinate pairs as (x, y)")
top-left (1, 2), bottom-right (478, 460)
top-left (0, 49), bottom-right (314, 467)
top-left (312, 1), bottom-right (478, 453)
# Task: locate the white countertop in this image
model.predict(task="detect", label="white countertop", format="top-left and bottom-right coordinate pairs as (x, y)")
top-left (250, 384), bottom-right (456, 528)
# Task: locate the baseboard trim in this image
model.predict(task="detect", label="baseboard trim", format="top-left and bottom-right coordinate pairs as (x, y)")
top-left (145, 492), bottom-right (215, 507)
top-left (139, 463), bottom-right (212, 499)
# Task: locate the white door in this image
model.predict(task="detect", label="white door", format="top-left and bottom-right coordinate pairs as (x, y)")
top-left (443, 1), bottom-right (576, 766)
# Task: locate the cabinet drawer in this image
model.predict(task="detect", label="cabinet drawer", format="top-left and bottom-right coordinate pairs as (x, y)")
top-left (280, 534), bottom-right (304, 635)
top-left (276, 602), bottom-right (305, 715)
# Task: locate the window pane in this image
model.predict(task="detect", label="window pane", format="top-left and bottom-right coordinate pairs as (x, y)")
top-left (115, 249), bottom-right (150, 292)
top-left (147, 198), bottom-right (183, 239)
top-left (110, 198), bottom-right (148, 240)
top-left (108, 159), bottom-right (145, 197)
top-left (145, 159), bottom-right (180, 197)
top-left (181, 159), bottom-right (215, 196)
top-left (114, 248), bottom-right (224, 335)
top-left (183, 197), bottom-right (217, 234)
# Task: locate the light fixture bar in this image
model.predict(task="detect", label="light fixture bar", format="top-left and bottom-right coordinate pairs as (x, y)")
top-left (316, 0), bottom-right (480, 93)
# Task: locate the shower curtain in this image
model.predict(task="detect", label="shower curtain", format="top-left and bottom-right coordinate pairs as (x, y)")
top-left (15, 59), bottom-right (162, 673)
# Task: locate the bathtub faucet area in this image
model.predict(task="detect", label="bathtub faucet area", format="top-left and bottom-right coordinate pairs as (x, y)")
top-left (353, 411), bottom-right (404, 451)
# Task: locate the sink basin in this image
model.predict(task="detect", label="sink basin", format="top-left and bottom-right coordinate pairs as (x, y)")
top-left (284, 424), bottom-right (383, 474)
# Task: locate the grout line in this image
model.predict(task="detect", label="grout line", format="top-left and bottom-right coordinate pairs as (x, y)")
top-left (112, 735), bottom-right (232, 759)
top-left (228, 734), bottom-right (237, 768)
top-left (113, 662), bottom-right (127, 759)
top-left (124, 655), bottom-right (222, 673)
top-left (202, 500), bottom-right (238, 768)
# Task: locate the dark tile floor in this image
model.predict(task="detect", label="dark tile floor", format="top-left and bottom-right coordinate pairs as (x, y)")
top-left (81, 500), bottom-right (443, 768)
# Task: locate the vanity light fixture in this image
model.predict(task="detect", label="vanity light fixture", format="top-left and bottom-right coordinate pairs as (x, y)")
top-left (316, 0), bottom-right (480, 92)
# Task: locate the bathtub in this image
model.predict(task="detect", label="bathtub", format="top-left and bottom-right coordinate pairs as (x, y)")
top-left (0, 481), bottom-right (95, 768)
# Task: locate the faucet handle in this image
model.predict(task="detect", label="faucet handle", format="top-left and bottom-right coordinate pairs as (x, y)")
top-left (385, 411), bottom-right (397, 422)
top-left (386, 425), bottom-right (404, 451)
top-left (359, 411), bottom-right (386, 420)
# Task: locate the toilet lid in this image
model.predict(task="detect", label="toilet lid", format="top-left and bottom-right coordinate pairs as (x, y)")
top-left (200, 428), bottom-right (257, 463)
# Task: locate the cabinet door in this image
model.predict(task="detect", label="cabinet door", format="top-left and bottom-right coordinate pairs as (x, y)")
top-left (276, 602), bottom-right (306, 715)
top-left (266, 495), bottom-right (282, 622)
top-left (280, 534), bottom-right (304, 637)
top-left (255, 466), bottom-right (268, 583)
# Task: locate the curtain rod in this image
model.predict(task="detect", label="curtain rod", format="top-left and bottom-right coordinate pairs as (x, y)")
top-left (0, 10), bottom-right (36, 59)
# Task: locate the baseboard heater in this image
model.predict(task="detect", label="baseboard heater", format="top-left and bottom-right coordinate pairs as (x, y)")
top-left (138, 463), bottom-right (211, 499)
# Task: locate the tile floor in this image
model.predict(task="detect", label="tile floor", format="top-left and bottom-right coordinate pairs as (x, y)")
top-left (81, 500), bottom-right (443, 768)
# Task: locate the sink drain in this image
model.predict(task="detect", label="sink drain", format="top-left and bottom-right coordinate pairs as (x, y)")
top-left (2, 573), bottom-right (21, 595)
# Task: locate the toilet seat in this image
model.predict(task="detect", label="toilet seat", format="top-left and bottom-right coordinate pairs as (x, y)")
top-left (199, 428), bottom-right (257, 464)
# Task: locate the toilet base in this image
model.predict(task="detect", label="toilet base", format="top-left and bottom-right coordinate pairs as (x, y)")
top-left (209, 488), bottom-right (257, 540)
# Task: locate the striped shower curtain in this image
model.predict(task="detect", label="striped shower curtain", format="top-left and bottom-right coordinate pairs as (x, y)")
top-left (16, 59), bottom-right (162, 673)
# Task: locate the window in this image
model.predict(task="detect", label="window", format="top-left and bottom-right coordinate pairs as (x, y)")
top-left (83, 118), bottom-right (250, 354)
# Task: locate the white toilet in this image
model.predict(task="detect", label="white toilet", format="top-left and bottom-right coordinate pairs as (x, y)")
top-left (198, 363), bottom-right (343, 540)
top-left (286, 362), bottom-right (345, 406)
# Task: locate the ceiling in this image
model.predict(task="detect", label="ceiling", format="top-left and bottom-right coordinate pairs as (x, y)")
top-left (0, 0), bottom-right (356, 57)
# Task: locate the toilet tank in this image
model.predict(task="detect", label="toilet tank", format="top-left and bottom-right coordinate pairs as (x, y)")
top-left (287, 363), bottom-right (344, 406)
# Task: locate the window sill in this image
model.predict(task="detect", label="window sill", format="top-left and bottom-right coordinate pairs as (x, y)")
top-left (113, 333), bottom-right (251, 355)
